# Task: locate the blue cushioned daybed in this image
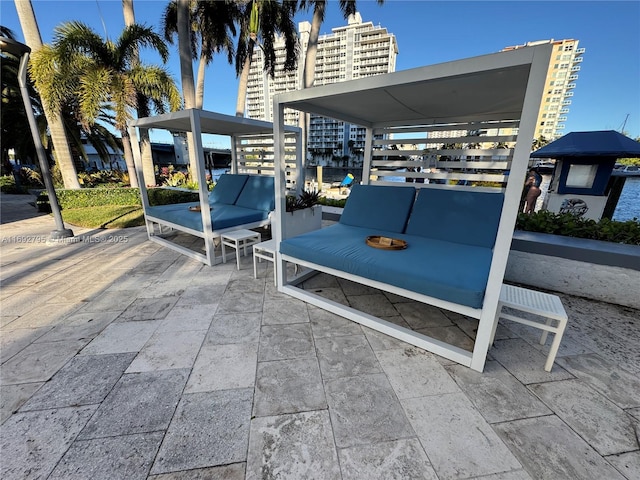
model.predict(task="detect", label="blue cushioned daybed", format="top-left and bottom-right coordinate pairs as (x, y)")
top-left (280, 184), bottom-right (503, 309)
top-left (143, 174), bottom-right (275, 265)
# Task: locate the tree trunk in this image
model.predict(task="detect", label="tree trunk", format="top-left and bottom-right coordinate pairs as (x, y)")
top-left (195, 53), bottom-right (207, 109)
top-left (121, 130), bottom-right (139, 188)
top-left (177, 0), bottom-right (198, 176)
top-left (235, 42), bottom-right (254, 117)
top-left (298, 7), bottom-right (323, 167)
top-left (122, 0), bottom-right (154, 187)
top-left (15, 0), bottom-right (80, 189)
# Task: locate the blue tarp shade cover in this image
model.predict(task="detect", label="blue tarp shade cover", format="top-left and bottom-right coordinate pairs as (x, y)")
top-left (531, 130), bottom-right (640, 158)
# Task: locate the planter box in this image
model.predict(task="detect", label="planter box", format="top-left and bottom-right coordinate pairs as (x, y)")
top-left (506, 231), bottom-right (640, 309)
top-left (283, 205), bottom-right (323, 239)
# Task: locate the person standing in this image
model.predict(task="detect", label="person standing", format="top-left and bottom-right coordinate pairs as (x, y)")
top-left (524, 168), bottom-right (542, 214)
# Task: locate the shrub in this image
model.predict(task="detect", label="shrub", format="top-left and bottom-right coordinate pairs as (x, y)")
top-left (0, 175), bottom-right (30, 194)
top-left (516, 211), bottom-right (640, 245)
top-left (146, 188), bottom-right (199, 206)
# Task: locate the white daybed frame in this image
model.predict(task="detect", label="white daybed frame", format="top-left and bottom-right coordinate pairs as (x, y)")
top-left (272, 46), bottom-right (553, 372)
top-left (129, 109), bottom-right (301, 266)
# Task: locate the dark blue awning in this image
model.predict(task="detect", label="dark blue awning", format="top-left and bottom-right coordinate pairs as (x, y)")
top-left (531, 131), bottom-right (640, 158)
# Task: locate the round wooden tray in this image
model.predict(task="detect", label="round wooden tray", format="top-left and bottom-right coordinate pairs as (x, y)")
top-left (366, 236), bottom-right (407, 250)
top-left (188, 205), bottom-right (201, 212)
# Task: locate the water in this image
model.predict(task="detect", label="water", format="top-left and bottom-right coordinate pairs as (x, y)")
top-left (613, 177), bottom-right (640, 221)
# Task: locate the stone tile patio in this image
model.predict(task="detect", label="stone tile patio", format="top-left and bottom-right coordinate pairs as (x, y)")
top-left (1, 193), bottom-right (639, 479)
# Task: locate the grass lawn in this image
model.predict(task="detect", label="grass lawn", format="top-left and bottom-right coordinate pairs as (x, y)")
top-left (61, 205), bottom-right (145, 228)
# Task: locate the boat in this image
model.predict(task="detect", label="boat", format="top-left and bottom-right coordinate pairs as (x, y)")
top-left (532, 160), bottom-right (556, 174)
top-left (612, 164), bottom-right (640, 177)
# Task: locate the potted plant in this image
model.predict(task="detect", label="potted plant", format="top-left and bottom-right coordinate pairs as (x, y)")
top-left (283, 189), bottom-right (322, 238)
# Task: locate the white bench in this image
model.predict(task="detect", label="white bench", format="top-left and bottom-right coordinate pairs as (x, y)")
top-left (492, 284), bottom-right (568, 372)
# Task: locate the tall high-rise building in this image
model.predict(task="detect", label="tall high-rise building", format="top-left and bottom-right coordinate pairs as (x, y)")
top-left (502, 39), bottom-right (584, 140)
top-left (246, 12), bottom-right (398, 158)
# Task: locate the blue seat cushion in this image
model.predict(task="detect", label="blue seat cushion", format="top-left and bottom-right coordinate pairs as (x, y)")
top-left (405, 189), bottom-right (504, 248)
top-left (339, 184), bottom-right (416, 233)
top-left (235, 175), bottom-right (275, 212)
top-left (280, 224), bottom-right (492, 308)
top-left (208, 174), bottom-right (249, 205)
top-left (147, 204), bottom-right (269, 232)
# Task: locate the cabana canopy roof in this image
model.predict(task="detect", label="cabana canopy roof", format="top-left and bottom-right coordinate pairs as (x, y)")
top-left (531, 130), bottom-right (640, 158)
top-left (130, 108), bottom-right (299, 136)
top-left (273, 49), bottom-right (546, 128)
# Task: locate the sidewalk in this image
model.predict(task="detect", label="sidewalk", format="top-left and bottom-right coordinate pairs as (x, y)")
top-left (1, 192), bottom-right (638, 480)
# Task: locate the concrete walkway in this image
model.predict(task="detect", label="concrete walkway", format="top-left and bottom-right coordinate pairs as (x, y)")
top-left (1, 192), bottom-right (638, 480)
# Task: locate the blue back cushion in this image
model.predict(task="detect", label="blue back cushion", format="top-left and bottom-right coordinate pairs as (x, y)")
top-left (234, 175), bottom-right (275, 212)
top-left (405, 188), bottom-right (504, 248)
top-left (208, 174), bottom-right (249, 205)
top-left (339, 184), bottom-right (416, 233)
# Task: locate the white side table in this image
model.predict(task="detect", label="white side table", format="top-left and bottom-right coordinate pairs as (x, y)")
top-left (221, 229), bottom-right (262, 270)
top-left (492, 284), bottom-right (568, 372)
top-left (253, 239), bottom-right (277, 285)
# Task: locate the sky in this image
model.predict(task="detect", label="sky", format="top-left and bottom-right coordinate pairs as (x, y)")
top-left (2, 0), bottom-right (639, 148)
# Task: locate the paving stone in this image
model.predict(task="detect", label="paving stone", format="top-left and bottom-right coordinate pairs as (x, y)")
top-left (395, 303), bottom-right (453, 329)
top-left (338, 438), bottom-right (438, 480)
top-left (347, 293), bottom-right (399, 317)
top-left (126, 330), bottom-right (206, 372)
top-left (258, 323), bottom-right (315, 361)
top-left (0, 292), bottom-right (54, 316)
top-left (376, 347), bottom-right (460, 399)
top-left (78, 369), bottom-right (189, 439)
top-left (529, 379), bottom-right (639, 456)
top-left (151, 389), bottom-right (253, 474)
top-left (470, 471), bottom-right (533, 479)
top-left (157, 304), bottom-right (217, 333)
top-left (445, 360), bottom-right (552, 423)
top-left (47, 432), bottom-right (164, 480)
top-left (308, 306), bottom-right (363, 338)
top-left (302, 272), bottom-right (341, 289)
top-left (402, 392), bottom-right (522, 479)
top-left (21, 353), bottom-right (135, 411)
top-left (0, 339), bottom-right (88, 384)
top-left (117, 296), bottom-right (179, 321)
top-left (185, 342), bottom-right (258, 393)
top-left (0, 326), bottom-right (51, 363)
top-left (316, 334), bottom-right (382, 380)
top-left (628, 408), bottom-right (640, 421)
top-left (148, 464), bottom-right (246, 480)
top-left (216, 291), bottom-right (264, 314)
top-left (80, 320), bottom-right (160, 355)
top-left (494, 415), bottom-right (626, 479)
top-left (337, 277), bottom-right (380, 295)
top-left (262, 296), bottom-right (310, 325)
top-left (0, 382), bottom-right (43, 424)
top-left (417, 325), bottom-right (475, 351)
top-left (253, 357), bottom-right (326, 417)
top-left (205, 312), bottom-right (262, 345)
top-left (325, 373), bottom-right (414, 449)
top-left (81, 290), bottom-right (137, 313)
top-left (362, 325), bottom-right (411, 351)
top-left (246, 410), bottom-right (341, 480)
top-left (176, 284), bottom-right (226, 305)
top-left (4, 301), bottom-right (84, 330)
top-left (0, 405), bottom-right (97, 480)
top-left (556, 354), bottom-right (640, 408)
top-left (606, 451), bottom-right (640, 480)
top-left (490, 338), bottom-right (574, 384)
top-left (306, 286), bottom-right (349, 304)
top-left (33, 312), bottom-right (120, 344)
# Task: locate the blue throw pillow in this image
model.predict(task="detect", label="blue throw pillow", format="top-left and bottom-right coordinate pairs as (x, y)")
top-left (339, 184), bottom-right (416, 233)
top-left (208, 174), bottom-right (249, 205)
top-left (234, 175), bottom-right (275, 211)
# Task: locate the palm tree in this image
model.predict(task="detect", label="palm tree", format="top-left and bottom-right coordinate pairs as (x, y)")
top-left (30, 21), bottom-right (181, 188)
top-left (162, 0), bottom-right (238, 109)
top-left (296, 1), bottom-right (382, 160)
top-left (235, 0), bottom-right (299, 117)
top-left (13, 0), bottom-right (81, 188)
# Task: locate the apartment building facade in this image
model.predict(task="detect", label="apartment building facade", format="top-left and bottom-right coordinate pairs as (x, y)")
top-left (245, 12), bottom-right (398, 160)
top-left (502, 39), bottom-right (585, 140)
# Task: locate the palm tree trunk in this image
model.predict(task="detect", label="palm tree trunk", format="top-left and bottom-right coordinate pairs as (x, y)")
top-left (195, 53), bottom-right (207, 109)
top-left (121, 130), bottom-right (139, 188)
top-left (122, 0), bottom-right (154, 187)
top-left (235, 42), bottom-right (254, 117)
top-left (15, 0), bottom-right (80, 189)
top-left (177, 0), bottom-right (199, 176)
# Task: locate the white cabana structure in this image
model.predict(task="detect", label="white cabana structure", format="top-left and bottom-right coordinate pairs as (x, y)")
top-left (129, 109), bottom-right (301, 265)
top-left (273, 45), bottom-right (553, 372)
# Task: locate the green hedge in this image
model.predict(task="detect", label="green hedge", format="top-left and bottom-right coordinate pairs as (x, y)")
top-left (516, 211), bottom-right (640, 245)
top-left (36, 187), bottom-right (200, 211)
top-left (0, 175), bottom-right (30, 194)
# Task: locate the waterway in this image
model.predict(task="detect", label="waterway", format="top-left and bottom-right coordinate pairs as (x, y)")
top-left (302, 167), bottom-right (639, 222)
